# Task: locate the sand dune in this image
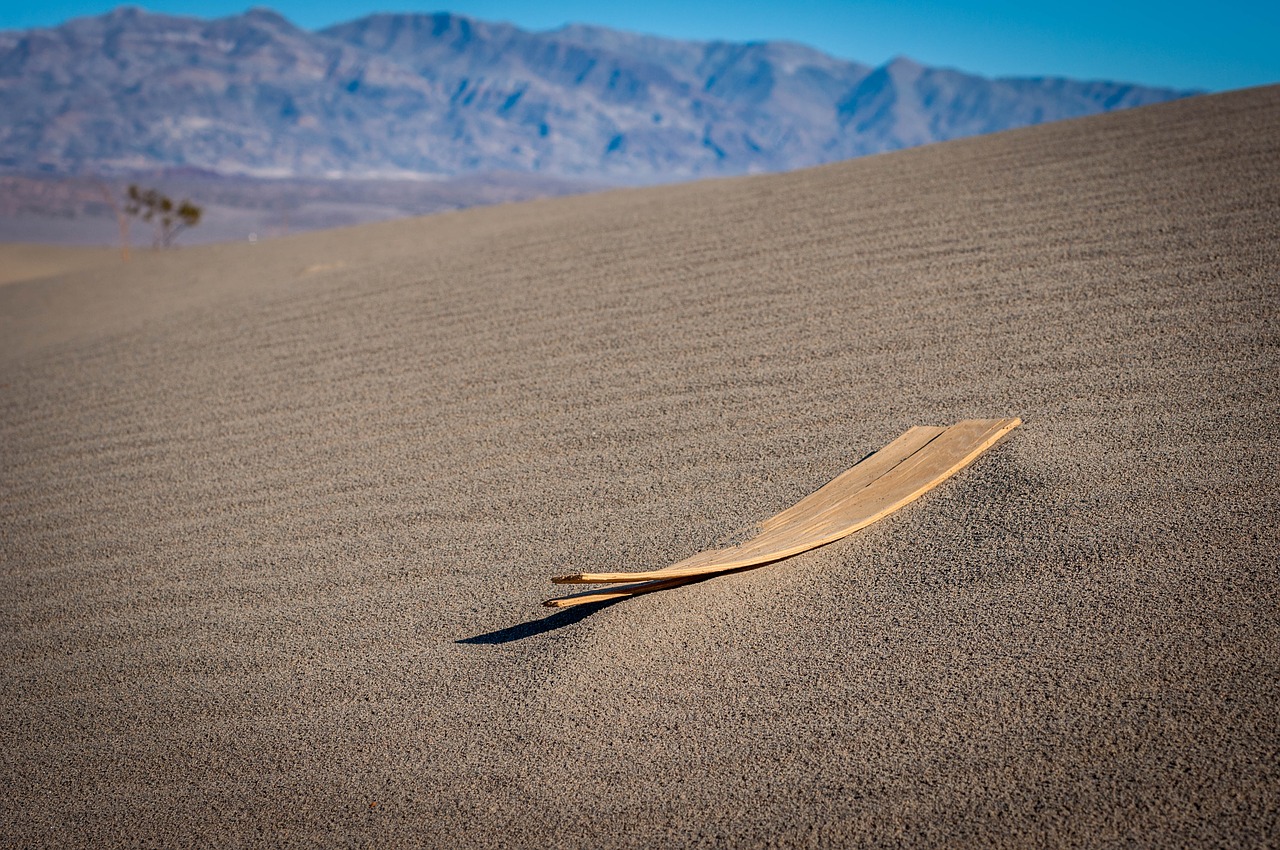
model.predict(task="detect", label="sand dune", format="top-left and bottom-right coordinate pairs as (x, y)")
top-left (2, 85), bottom-right (1277, 847)
top-left (0, 243), bottom-right (122, 286)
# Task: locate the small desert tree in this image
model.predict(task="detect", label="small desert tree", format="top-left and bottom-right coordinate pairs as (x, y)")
top-left (124, 185), bottom-right (202, 248)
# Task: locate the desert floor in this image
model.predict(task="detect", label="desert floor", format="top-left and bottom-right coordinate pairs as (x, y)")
top-left (0, 243), bottom-right (123, 287)
top-left (1, 85), bottom-right (1277, 848)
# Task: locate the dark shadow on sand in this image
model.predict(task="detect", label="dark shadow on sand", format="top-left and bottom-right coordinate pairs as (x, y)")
top-left (458, 571), bottom-right (756, 645)
top-left (456, 598), bottom-right (623, 645)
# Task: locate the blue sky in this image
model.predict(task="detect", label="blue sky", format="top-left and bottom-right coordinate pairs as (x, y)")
top-left (1, 1), bottom-right (1276, 92)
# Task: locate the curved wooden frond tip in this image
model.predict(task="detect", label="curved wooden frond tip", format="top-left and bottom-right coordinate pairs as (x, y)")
top-left (544, 417), bottom-right (1021, 607)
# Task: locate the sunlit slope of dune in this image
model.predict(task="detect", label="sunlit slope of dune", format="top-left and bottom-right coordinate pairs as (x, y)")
top-left (1, 86), bottom-right (1276, 848)
top-left (0, 243), bottom-right (121, 286)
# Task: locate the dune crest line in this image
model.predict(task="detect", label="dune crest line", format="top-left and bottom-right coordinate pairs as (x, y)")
top-left (545, 417), bottom-right (1020, 607)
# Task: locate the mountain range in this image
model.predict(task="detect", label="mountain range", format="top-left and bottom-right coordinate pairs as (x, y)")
top-left (0, 6), bottom-right (1198, 184)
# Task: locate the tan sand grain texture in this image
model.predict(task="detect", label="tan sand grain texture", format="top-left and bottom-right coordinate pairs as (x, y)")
top-left (2, 86), bottom-right (1278, 848)
top-left (0, 244), bottom-right (121, 287)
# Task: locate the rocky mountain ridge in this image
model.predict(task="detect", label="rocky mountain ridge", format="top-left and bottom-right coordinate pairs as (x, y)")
top-left (0, 6), bottom-right (1198, 183)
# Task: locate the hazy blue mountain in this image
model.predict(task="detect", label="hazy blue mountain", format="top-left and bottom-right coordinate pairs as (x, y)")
top-left (0, 7), bottom-right (1198, 183)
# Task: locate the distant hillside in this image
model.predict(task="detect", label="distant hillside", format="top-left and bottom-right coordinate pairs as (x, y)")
top-left (0, 7), bottom-right (1198, 183)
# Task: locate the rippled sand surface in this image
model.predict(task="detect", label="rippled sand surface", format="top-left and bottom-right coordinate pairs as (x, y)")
top-left (2, 86), bottom-right (1277, 848)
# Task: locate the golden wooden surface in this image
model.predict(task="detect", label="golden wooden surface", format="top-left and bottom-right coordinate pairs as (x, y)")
top-left (545, 418), bottom-right (1020, 607)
